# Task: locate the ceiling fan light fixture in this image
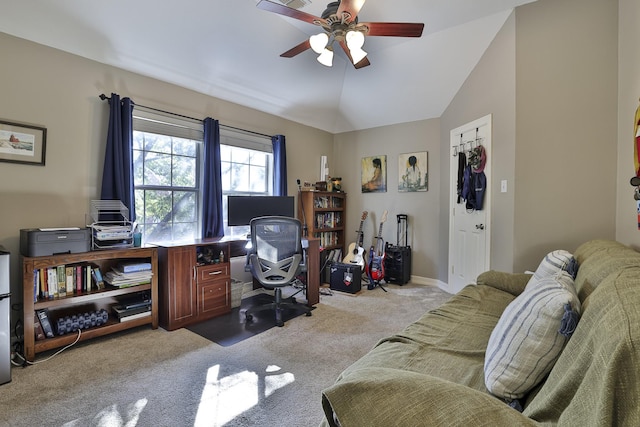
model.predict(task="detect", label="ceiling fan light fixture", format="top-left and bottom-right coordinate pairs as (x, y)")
top-left (309, 32), bottom-right (329, 54)
top-left (345, 30), bottom-right (365, 50)
top-left (349, 47), bottom-right (367, 64)
top-left (317, 46), bottom-right (334, 67)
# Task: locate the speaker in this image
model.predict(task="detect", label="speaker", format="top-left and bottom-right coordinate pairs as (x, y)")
top-left (384, 243), bottom-right (412, 285)
top-left (330, 263), bottom-right (362, 294)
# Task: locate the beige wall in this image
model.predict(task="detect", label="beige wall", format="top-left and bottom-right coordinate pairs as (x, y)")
top-left (0, 33), bottom-right (333, 312)
top-left (439, 12), bottom-right (517, 281)
top-left (333, 119), bottom-right (441, 280)
top-left (616, 0), bottom-right (640, 247)
top-left (513, 0), bottom-right (618, 271)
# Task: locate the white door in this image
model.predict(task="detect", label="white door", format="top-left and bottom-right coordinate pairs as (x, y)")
top-left (447, 115), bottom-right (492, 294)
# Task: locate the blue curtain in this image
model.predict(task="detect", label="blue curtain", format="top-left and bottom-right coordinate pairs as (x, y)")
top-left (203, 117), bottom-right (224, 238)
top-left (272, 134), bottom-right (287, 196)
top-left (100, 93), bottom-right (135, 221)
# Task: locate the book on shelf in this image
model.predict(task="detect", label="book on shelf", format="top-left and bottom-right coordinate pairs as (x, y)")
top-left (57, 265), bottom-right (66, 297)
top-left (36, 309), bottom-right (55, 338)
top-left (47, 267), bottom-right (58, 299)
top-left (118, 308), bottom-right (151, 322)
top-left (92, 267), bottom-right (105, 289)
top-left (104, 268), bottom-right (153, 288)
top-left (113, 304), bottom-right (151, 319)
top-left (34, 312), bottom-right (46, 340)
top-left (115, 261), bottom-right (152, 274)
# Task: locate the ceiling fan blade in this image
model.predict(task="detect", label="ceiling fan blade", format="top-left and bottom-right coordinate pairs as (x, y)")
top-left (339, 41), bottom-right (371, 69)
top-left (256, 0), bottom-right (326, 26)
top-left (337, 0), bottom-right (366, 20)
top-left (281, 39), bottom-right (311, 58)
top-left (360, 22), bottom-right (425, 37)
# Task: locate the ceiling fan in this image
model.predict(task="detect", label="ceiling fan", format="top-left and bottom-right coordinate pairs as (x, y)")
top-left (256, 0), bottom-right (425, 69)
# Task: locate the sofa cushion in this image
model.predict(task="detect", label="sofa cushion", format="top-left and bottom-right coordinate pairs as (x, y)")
top-left (484, 271), bottom-right (580, 401)
top-left (525, 250), bottom-right (575, 293)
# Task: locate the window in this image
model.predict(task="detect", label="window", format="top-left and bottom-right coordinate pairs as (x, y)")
top-left (220, 129), bottom-right (274, 237)
top-left (132, 110), bottom-right (203, 243)
top-left (132, 110), bottom-right (274, 243)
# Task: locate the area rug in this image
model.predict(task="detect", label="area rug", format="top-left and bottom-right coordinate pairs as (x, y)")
top-left (185, 293), bottom-right (312, 346)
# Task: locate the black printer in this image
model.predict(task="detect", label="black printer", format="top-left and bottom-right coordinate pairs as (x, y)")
top-left (20, 228), bottom-right (91, 257)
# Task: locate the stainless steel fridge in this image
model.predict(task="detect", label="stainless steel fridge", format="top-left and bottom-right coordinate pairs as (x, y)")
top-left (0, 246), bottom-right (10, 385)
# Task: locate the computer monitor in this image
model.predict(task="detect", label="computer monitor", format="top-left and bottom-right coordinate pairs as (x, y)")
top-left (227, 195), bottom-right (295, 226)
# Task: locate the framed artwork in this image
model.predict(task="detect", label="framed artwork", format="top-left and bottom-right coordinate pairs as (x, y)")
top-left (398, 151), bottom-right (428, 192)
top-left (0, 120), bottom-right (46, 166)
top-left (361, 155), bottom-right (387, 193)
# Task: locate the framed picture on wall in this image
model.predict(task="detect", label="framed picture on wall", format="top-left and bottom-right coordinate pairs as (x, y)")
top-left (0, 119), bottom-right (46, 166)
top-left (361, 155), bottom-right (387, 193)
top-left (398, 151), bottom-right (428, 192)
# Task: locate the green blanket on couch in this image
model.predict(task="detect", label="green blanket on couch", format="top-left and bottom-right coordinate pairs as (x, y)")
top-left (321, 240), bottom-right (640, 427)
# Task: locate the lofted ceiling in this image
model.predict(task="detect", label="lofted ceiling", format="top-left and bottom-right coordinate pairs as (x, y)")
top-left (0, 0), bottom-right (536, 133)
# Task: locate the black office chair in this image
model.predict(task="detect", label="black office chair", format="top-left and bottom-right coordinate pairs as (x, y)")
top-left (244, 216), bottom-right (312, 327)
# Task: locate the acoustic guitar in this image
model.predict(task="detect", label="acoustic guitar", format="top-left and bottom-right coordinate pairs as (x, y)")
top-left (343, 211), bottom-right (368, 270)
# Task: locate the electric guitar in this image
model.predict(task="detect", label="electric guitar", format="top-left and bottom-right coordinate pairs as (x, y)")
top-left (367, 210), bottom-right (388, 286)
top-left (343, 211), bottom-right (368, 270)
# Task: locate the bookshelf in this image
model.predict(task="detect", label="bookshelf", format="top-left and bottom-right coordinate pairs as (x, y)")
top-left (299, 191), bottom-right (346, 254)
top-left (22, 247), bottom-right (158, 362)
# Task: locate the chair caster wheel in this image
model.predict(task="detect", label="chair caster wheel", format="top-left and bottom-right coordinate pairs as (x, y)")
top-left (305, 312), bottom-right (312, 317)
top-left (246, 314), bottom-right (253, 322)
top-left (276, 321), bottom-right (284, 327)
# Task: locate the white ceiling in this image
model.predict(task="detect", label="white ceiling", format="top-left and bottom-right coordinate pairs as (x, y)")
top-left (0, 0), bottom-right (535, 133)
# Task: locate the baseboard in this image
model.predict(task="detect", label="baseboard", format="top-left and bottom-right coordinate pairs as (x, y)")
top-left (410, 275), bottom-right (448, 292)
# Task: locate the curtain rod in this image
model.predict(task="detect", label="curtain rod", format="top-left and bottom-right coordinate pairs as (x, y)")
top-left (99, 94), bottom-right (274, 139)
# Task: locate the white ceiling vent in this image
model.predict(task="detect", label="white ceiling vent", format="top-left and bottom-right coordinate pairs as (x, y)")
top-left (278, 0), bottom-right (311, 10)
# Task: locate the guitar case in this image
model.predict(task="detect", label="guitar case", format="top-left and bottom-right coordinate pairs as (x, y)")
top-left (330, 263), bottom-right (362, 294)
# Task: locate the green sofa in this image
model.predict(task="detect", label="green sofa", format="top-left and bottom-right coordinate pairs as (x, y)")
top-left (320, 240), bottom-right (640, 426)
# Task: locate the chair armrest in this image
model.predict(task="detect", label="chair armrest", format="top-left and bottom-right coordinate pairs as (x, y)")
top-left (299, 239), bottom-right (308, 273)
top-left (322, 368), bottom-right (539, 427)
top-left (476, 270), bottom-right (532, 297)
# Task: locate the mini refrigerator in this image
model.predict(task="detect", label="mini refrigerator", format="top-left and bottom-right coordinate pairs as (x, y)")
top-left (0, 246), bottom-right (10, 385)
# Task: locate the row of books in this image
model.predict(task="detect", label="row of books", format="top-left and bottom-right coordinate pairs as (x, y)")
top-left (313, 196), bottom-right (343, 209)
top-left (314, 212), bottom-right (343, 230)
top-left (33, 264), bottom-right (105, 302)
top-left (316, 231), bottom-right (341, 248)
top-left (104, 261), bottom-right (153, 288)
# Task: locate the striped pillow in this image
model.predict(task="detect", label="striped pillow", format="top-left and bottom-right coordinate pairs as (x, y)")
top-left (484, 271), bottom-right (581, 401)
top-left (525, 250), bottom-right (575, 293)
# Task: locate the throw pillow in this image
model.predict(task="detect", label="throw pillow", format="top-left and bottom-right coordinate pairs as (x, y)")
top-left (484, 271), bottom-right (581, 401)
top-left (525, 250), bottom-right (575, 293)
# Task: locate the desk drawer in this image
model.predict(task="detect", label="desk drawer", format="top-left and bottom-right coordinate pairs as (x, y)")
top-left (198, 279), bottom-right (230, 315)
top-left (196, 263), bottom-right (229, 283)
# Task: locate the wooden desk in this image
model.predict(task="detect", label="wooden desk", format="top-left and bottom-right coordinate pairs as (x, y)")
top-left (155, 236), bottom-right (320, 330)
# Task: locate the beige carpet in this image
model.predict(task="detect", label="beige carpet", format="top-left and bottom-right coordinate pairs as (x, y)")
top-left (0, 283), bottom-right (452, 427)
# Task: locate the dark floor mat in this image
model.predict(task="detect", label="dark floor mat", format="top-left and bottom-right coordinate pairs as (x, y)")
top-left (185, 293), bottom-right (313, 346)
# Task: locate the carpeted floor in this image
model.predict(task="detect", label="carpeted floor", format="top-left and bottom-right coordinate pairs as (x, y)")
top-left (186, 293), bottom-right (313, 346)
top-left (0, 282), bottom-right (452, 427)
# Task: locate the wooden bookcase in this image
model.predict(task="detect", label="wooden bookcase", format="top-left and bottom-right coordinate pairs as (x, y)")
top-left (22, 247), bottom-right (159, 362)
top-left (299, 191), bottom-right (346, 254)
